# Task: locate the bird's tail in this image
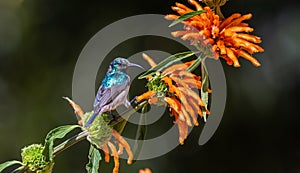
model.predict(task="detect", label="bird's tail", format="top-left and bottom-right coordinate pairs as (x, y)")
top-left (83, 112), bottom-right (98, 127)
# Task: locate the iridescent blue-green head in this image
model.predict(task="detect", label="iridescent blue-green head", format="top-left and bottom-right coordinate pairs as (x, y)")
top-left (108, 57), bottom-right (144, 72)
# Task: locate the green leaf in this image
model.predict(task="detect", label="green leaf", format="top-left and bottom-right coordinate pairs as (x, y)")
top-left (201, 60), bottom-right (210, 122)
top-left (186, 56), bottom-right (202, 72)
top-left (169, 10), bottom-right (206, 27)
top-left (132, 104), bottom-right (147, 163)
top-left (12, 166), bottom-right (25, 173)
top-left (86, 145), bottom-right (101, 173)
top-left (138, 51), bottom-right (195, 79)
top-left (43, 125), bottom-right (81, 161)
top-left (0, 160), bottom-right (22, 172)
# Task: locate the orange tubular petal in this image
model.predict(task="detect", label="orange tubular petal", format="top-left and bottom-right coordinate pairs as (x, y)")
top-left (63, 97), bottom-right (85, 120)
top-left (107, 142), bottom-right (119, 173)
top-left (181, 32), bottom-right (202, 41)
top-left (165, 97), bottom-right (185, 122)
top-left (225, 13), bottom-right (252, 29)
top-left (226, 47), bottom-right (240, 67)
top-left (165, 14), bottom-right (179, 20)
top-left (146, 75), bottom-right (153, 80)
top-left (224, 26), bottom-right (254, 36)
top-left (212, 25), bottom-right (220, 38)
top-left (189, 96), bottom-right (202, 116)
top-left (198, 109), bottom-right (204, 118)
top-left (181, 78), bottom-right (202, 89)
top-left (231, 37), bottom-right (264, 54)
top-left (169, 84), bottom-right (178, 94)
top-left (199, 29), bottom-right (211, 38)
top-left (190, 20), bottom-right (206, 28)
top-left (77, 120), bottom-right (83, 126)
top-left (203, 38), bottom-right (215, 46)
top-left (175, 2), bottom-right (194, 12)
top-left (118, 143), bottom-right (124, 155)
top-left (136, 91), bottom-right (156, 103)
top-left (170, 108), bottom-right (179, 120)
top-left (139, 168), bottom-right (152, 173)
top-left (237, 22), bottom-right (249, 27)
top-left (236, 49), bottom-right (261, 67)
top-left (208, 88), bottom-right (212, 93)
top-left (142, 53), bottom-right (157, 68)
top-left (112, 130), bottom-right (133, 164)
top-left (172, 6), bottom-right (192, 16)
top-left (187, 94), bottom-right (204, 118)
top-left (178, 70), bottom-right (200, 79)
top-left (172, 72), bottom-right (201, 89)
top-left (175, 88), bottom-right (193, 126)
top-left (213, 14), bottom-right (220, 26)
top-left (180, 86), bottom-right (205, 107)
top-left (181, 106), bottom-right (192, 126)
top-left (148, 97), bottom-right (158, 104)
top-left (217, 40), bottom-right (227, 55)
top-left (206, 109), bottom-right (211, 115)
top-left (184, 102), bottom-right (198, 126)
top-left (220, 13), bottom-right (242, 30)
top-left (171, 31), bottom-right (189, 37)
top-left (170, 76), bottom-right (189, 88)
top-left (164, 97), bottom-right (181, 116)
top-left (174, 2), bottom-right (202, 21)
top-left (165, 96), bottom-right (190, 125)
top-left (171, 6), bottom-right (184, 13)
top-left (101, 144), bottom-right (110, 163)
top-left (162, 64), bottom-right (188, 75)
top-left (186, 102), bottom-right (199, 126)
top-left (162, 61), bottom-right (195, 76)
top-left (188, 0), bottom-right (203, 10)
top-left (172, 85), bottom-right (182, 99)
top-left (183, 60), bottom-right (196, 66)
top-left (222, 54), bottom-right (234, 65)
top-left (191, 92), bottom-right (205, 109)
top-left (177, 119), bottom-right (188, 145)
top-left (205, 7), bottom-right (217, 23)
top-left (236, 33), bottom-right (262, 43)
top-left (161, 76), bottom-right (175, 92)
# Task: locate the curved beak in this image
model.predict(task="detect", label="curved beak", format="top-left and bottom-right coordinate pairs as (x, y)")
top-left (128, 62), bottom-right (145, 70)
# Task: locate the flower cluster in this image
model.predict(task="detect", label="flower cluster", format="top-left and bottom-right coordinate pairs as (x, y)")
top-left (136, 54), bottom-right (209, 144)
top-left (21, 144), bottom-right (54, 173)
top-left (65, 98), bottom-right (133, 173)
top-left (165, 0), bottom-right (264, 67)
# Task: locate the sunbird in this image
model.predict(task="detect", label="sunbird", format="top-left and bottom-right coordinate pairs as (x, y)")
top-left (84, 57), bottom-right (144, 127)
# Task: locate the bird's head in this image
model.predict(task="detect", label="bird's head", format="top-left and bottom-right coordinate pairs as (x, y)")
top-left (109, 57), bottom-right (144, 71)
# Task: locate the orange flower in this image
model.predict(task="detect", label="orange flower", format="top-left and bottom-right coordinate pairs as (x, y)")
top-left (64, 97), bottom-right (133, 173)
top-left (139, 168), bottom-right (152, 173)
top-left (137, 54), bottom-right (210, 144)
top-left (165, 0), bottom-right (264, 67)
top-left (99, 130), bottom-right (133, 173)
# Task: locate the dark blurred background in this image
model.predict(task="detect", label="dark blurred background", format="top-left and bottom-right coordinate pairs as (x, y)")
top-left (1, 0), bottom-right (300, 172)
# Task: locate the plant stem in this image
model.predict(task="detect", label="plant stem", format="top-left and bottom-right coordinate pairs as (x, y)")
top-left (53, 130), bottom-right (88, 156)
top-left (109, 100), bottom-right (148, 127)
top-left (132, 103), bottom-right (148, 162)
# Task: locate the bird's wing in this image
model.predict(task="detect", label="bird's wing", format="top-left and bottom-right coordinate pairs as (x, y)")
top-left (93, 77), bottom-right (130, 114)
